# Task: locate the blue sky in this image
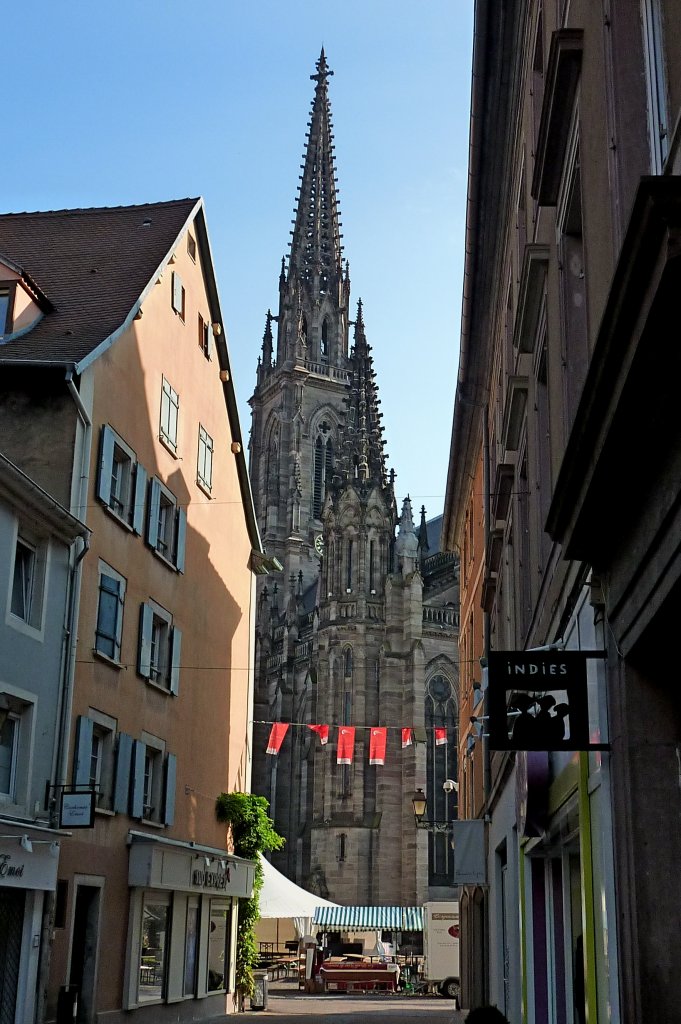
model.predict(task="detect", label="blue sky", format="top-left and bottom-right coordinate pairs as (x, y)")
top-left (5, 0), bottom-right (473, 520)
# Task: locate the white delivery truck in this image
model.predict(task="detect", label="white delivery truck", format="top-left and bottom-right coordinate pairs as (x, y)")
top-left (422, 901), bottom-right (460, 999)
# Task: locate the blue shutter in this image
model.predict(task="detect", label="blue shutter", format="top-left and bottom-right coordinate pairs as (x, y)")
top-left (163, 753), bottom-right (177, 826)
top-left (113, 732), bottom-right (134, 813)
top-left (132, 462), bottom-right (147, 534)
top-left (130, 740), bottom-right (146, 819)
top-left (96, 426), bottom-right (115, 505)
top-left (147, 478), bottom-right (161, 548)
top-left (73, 716), bottom-right (93, 787)
top-left (175, 506), bottom-right (187, 572)
top-left (170, 627), bottom-right (182, 695)
top-left (138, 603), bottom-right (153, 678)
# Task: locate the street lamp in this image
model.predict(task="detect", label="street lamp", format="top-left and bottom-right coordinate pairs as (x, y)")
top-left (410, 788), bottom-right (454, 835)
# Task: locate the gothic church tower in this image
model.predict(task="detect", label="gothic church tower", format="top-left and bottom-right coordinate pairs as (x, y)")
top-left (250, 53), bottom-right (460, 907)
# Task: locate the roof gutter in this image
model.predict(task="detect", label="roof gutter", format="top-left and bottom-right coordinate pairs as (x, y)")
top-left (442, 0), bottom-right (491, 551)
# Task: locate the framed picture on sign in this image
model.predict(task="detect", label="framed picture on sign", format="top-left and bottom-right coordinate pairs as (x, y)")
top-left (487, 650), bottom-right (603, 751)
top-left (60, 790), bottom-right (96, 828)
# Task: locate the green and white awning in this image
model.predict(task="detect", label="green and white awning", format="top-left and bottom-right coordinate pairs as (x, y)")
top-left (312, 905), bottom-right (423, 931)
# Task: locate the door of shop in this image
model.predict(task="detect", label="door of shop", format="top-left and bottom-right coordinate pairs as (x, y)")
top-left (69, 885), bottom-right (101, 1023)
top-left (0, 888), bottom-right (25, 1024)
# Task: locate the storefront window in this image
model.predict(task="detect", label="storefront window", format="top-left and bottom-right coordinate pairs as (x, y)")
top-left (139, 895), bottom-right (170, 1002)
top-left (207, 899), bottom-right (230, 992)
top-left (184, 899), bottom-right (199, 995)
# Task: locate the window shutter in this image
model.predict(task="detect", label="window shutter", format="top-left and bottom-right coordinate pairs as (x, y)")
top-left (205, 321), bottom-right (212, 359)
top-left (175, 506), bottom-right (187, 573)
top-left (163, 753), bottom-right (177, 826)
top-left (146, 478), bottom-right (161, 548)
top-left (172, 272), bottom-right (183, 314)
top-left (73, 716), bottom-right (94, 787)
top-left (96, 426), bottom-right (115, 504)
top-left (113, 732), bottom-right (134, 813)
top-left (130, 740), bottom-right (146, 819)
top-left (132, 462), bottom-right (147, 534)
top-left (170, 626), bottom-right (182, 695)
top-left (138, 603), bottom-right (153, 678)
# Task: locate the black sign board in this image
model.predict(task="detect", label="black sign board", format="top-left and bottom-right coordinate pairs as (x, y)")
top-left (487, 651), bottom-right (603, 751)
top-left (60, 790), bottom-right (96, 828)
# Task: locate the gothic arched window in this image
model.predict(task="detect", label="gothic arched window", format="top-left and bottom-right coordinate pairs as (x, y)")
top-left (321, 318), bottom-right (329, 359)
top-left (425, 673), bottom-right (458, 886)
top-left (313, 421), bottom-right (335, 519)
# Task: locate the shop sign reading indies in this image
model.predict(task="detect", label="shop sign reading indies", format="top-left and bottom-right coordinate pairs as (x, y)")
top-left (487, 651), bottom-right (606, 751)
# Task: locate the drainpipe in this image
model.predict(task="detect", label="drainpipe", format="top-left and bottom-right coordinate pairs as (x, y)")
top-left (482, 410), bottom-right (491, 807)
top-left (56, 370), bottom-right (93, 791)
top-left (37, 370), bottom-right (92, 1024)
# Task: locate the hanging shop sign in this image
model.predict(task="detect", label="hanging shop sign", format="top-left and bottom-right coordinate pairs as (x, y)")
top-left (60, 790), bottom-right (96, 828)
top-left (487, 650), bottom-right (607, 751)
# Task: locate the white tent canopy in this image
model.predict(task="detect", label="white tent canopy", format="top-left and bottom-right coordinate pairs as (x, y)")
top-left (258, 855), bottom-right (339, 938)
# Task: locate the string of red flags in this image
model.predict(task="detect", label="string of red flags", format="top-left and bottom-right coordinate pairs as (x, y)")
top-left (266, 723), bottom-right (289, 755)
top-left (370, 727), bottom-right (387, 765)
top-left (337, 727), bottom-right (355, 764)
top-left (261, 721), bottom-right (449, 766)
top-left (308, 724), bottom-right (329, 745)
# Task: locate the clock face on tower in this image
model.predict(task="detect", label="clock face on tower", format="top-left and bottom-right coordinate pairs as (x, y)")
top-left (314, 533), bottom-right (324, 556)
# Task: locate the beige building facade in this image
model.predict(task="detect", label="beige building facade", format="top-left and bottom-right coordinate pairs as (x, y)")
top-left (0, 199), bottom-right (262, 1021)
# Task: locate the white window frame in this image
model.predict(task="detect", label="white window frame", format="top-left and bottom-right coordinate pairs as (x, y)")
top-left (0, 712), bottom-right (20, 800)
top-left (160, 376), bottom-right (179, 453)
top-left (89, 709), bottom-right (117, 812)
top-left (641, 0), bottom-right (669, 173)
top-left (146, 478), bottom-right (186, 573)
top-left (0, 686), bottom-right (36, 812)
top-left (138, 600), bottom-right (181, 695)
top-left (197, 425), bottom-right (214, 493)
top-left (6, 520), bottom-right (49, 640)
top-left (141, 732), bottom-right (166, 824)
top-left (94, 561), bottom-right (126, 665)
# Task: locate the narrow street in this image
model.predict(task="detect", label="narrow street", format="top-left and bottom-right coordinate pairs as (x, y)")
top-left (236, 980), bottom-right (465, 1022)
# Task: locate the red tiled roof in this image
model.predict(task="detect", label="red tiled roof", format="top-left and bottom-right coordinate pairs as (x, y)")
top-left (0, 198), bottom-right (199, 367)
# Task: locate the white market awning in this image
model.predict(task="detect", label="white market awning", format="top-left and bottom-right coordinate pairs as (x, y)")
top-left (258, 855), bottom-right (338, 936)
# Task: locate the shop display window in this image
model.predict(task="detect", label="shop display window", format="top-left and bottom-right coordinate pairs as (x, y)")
top-left (207, 899), bottom-right (230, 992)
top-left (139, 894), bottom-right (170, 1002)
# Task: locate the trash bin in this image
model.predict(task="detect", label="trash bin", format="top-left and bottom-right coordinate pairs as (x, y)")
top-left (56, 985), bottom-right (79, 1024)
top-left (251, 970), bottom-right (268, 1011)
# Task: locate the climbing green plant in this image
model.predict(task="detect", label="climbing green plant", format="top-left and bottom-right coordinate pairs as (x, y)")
top-left (215, 792), bottom-right (284, 998)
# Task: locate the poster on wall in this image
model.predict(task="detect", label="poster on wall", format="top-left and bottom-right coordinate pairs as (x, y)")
top-left (487, 650), bottom-right (605, 751)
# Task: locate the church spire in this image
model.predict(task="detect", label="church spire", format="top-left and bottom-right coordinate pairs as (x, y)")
top-left (336, 299), bottom-right (388, 488)
top-left (258, 309), bottom-right (274, 384)
top-left (288, 49), bottom-right (343, 298)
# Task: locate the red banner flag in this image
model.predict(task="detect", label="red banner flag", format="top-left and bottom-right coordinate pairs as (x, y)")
top-left (401, 727), bottom-right (413, 749)
top-left (308, 724), bottom-right (329, 745)
top-left (266, 722), bottom-right (289, 756)
top-left (434, 728), bottom-right (447, 746)
top-left (369, 727), bottom-right (387, 766)
top-left (337, 726), bottom-right (356, 765)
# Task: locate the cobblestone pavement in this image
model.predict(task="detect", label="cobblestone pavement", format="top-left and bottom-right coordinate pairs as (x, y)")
top-left (234, 980), bottom-right (466, 1022)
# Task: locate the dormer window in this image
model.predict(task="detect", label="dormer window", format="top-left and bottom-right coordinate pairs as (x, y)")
top-left (0, 284), bottom-right (15, 337)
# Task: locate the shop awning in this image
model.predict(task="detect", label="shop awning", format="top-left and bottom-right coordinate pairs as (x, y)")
top-left (312, 905), bottom-right (423, 931)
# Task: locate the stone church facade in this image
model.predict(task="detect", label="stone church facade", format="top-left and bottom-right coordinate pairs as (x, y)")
top-left (249, 52), bottom-right (459, 906)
